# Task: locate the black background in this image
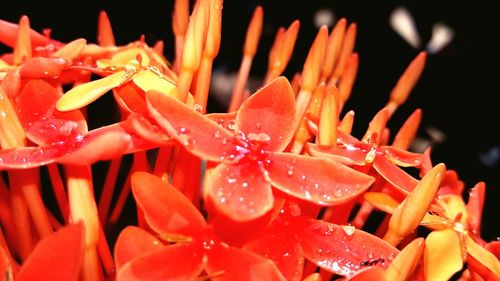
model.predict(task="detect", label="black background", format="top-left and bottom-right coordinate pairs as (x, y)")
top-left (2, 1), bottom-right (498, 240)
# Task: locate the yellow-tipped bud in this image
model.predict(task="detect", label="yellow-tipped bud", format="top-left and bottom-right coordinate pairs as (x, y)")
top-left (389, 51), bottom-right (427, 109)
top-left (362, 107), bottom-right (389, 144)
top-left (337, 53), bottom-right (359, 107)
top-left (204, 0), bottom-right (223, 59)
top-left (181, 0), bottom-right (210, 72)
top-left (172, 0), bottom-right (190, 37)
top-left (339, 110), bottom-right (355, 134)
top-left (52, 38), bottom-right (86, 61)
top-left (392, 108), bottom-right (422, 150)
top-left (331, 22), bottom-right (356, 83)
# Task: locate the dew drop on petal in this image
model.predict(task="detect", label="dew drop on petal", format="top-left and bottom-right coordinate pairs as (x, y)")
top-left (177, 127), bottom-right (190, 134)
top-left (213, 130), bottom-right (221, 139)
top-left (227, 121), bottom-right (236, 131)
top-left (341, 225), bottom-right (355, 237)
top-left (193, 104), bottom-right (203, 112)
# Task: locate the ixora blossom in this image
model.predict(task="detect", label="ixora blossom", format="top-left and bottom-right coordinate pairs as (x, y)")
top-left (0, 0), bottom-right (499, 280)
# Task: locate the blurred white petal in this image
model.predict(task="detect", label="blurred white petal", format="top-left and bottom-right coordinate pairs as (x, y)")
top-left (426, 22), bottom-right (455, 54)
top-left (390, 6), bottom-right (421, 49)
top-left (314, 8), bottom-right (335, 28)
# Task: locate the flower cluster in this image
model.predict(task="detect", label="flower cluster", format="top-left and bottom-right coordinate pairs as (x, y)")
top-left (0, 1), bottom-right (499, 281)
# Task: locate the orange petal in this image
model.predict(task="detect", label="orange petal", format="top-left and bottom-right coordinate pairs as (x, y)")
top-left (18, 57), bottom-right (69, 79)
top-left (131, 171), bottom-right (207, 236)
top-left (181, 0), bottom-right (210, 72)
top-left (465, 235), bottom-right (500, 278)
top-left (381, 146), bottom-right (422, 167)
top-left (361, 108), bottom-right (389, 144)
top-left (364, 192), bottom-right (399, 214)
top-left (385, 238), bottom-right (424, 281)
top-left (321, 18), bottom-right (347, 81)
top-left (267, 152), bottom-right (375, 205)
top-left (146, 90), bottom-right (239, 162)
top-left (306, 143), bottom-right (366, 166)
top-left (466, 182), bottom-right (485, 237)
top-left (424, 229), bottom-right (464, 281)
top-left (317, 86), bottom-right (339, 146)
top-left (337, 53), bottom-right (359, 106)
top-left (16, 223), bottom-right (84, 281)
top-left (117, 243), bottom-right (204, 281)
top-left (56, 71), bottom-right (125, 111)
top-left (236, 77), bottom-right (296, 152)
top-left (206, 245), bottom-right (286, 281)
top-left (206, 112), bottom-right (238, 131)
top-left (172, 0), bottom-right (190, 37)
top-left (114, 226), bottom-right (164, 270)
top-left (297, 219), bottom-right (399, 276)
top-left (0, 18), bottom-right (49, 48)
top-left (331, 23), bottom-right (356, 82)
top-left (205, 163), bottom-right (273, 222)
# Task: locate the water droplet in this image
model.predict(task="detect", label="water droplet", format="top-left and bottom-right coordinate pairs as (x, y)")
top-left (177, 127), bottom-right (189, 134)
top-left (287, 164), bottom-right (294, 176)
top-left (341, 225), bottom-right (355, 236)
top-left (227, 121), bottom-right (236, 131)
top-left (242, 181), bottom-right (248, 188)
top-left (256, 122), bottom-right (262, 129)
top-left (238, 196), bottom-right (245, 202)
top-left (227, 178), bottom-right (237, 184)
top-left (221, 138), bottom-right (228, 144)
top-left (213, 130), bottom-right (221, 139)
top-left (334, 189), bottom-right (343, 198)
top-left (300, 174), bottom-right (307, 181)
top-left (193, 104), bottom-right (203, 112)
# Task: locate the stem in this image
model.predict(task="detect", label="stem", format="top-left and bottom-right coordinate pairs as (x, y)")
top-left (98, 156), bottom-right (122, 226)
top-left (153, 146), bottom-right (173, 182)
top-left (66, 165), bottom-right (101, 281)
top-left (228, 55), bottom-right (253, 112)
top-left (47, 164), bottom-right (69, 223)
top-left (14, 169), bottom-right (53, 238)
top-left (0, 177), bottom-right (17, 251)
top-left (97, 221), bottom-right (115, 277)
top-left (9, 176), bottom-right (33, 260)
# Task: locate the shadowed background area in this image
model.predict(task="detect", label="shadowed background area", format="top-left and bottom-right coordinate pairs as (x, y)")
top-left (2, 0), bottom-right (498, 240)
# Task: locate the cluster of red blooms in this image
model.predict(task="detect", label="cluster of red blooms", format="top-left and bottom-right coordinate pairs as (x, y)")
top-left (0, 1), bottom-right (499, 281)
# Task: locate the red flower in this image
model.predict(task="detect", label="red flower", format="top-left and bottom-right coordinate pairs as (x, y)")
top-left (244, 204), bottom-right (399, 280)
top-left (115, 171), bottom-right (285, 280)
top-left (146, 76), bottom-right (375, 222)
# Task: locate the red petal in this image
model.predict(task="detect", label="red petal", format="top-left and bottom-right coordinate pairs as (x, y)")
top-left (0, 19), bottom-right (50, 48)
top-left (205, 163), bottom-right (274, 222)
top-left (244, 222), bottom-right (304, 281)
top-left (147, 90), bottom-right (238, 162)
top-left (19, 57), bottom-right (69, 79)
top-left (59, 123), bottom-right (133, 165)
top-left (0, 143), bottom-right (68, 169)
top-left (131, 171), bottom-right (207, 236)
top-left (344, 266), bottom-right (386, 281)
top-left (297, 219), bottom-right (399, 276)
top-left (16, 223), bottom-right (84, 281)
top-left (117, 243), bottom-right (204, 281)
top-left (113, 84), bottom-right (148, 115)
top-left (206, 112), bottom-right (238, 131)
top-left (235, 77), bottom-right (296, 152)
top-left (381, 146), bottom-right (422, 167)
top-left (372, 156), bottom-right (418, 194)
top-left (306, 143), bottom-right (366, 165)
top-left (114, 226), bottom-right (164, 270)
top-left (206, 245), bottom-right (286, 281)
top-left (267, 152), bottom-right (375, 205)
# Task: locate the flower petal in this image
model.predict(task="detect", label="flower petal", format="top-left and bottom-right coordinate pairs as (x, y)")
top-left (205, 163), bottom-right (273, 222)
top-left (466, 235), bottom-right (500, 278)
top-left (363, 192), bottom-right (398, 214)
top-left (424, 229), bottom-right (463, 281)
top-left (206, 112), bottom-right (238, 131)
top-left (385, 238), bottom-right (424, 281)
top-left (465, 182), bottom-right (485, 237)
top-left (244, 222), bottom-right (304, 281)
top-left (267, 152), bottom-right (375, 205)
top-left (114, 226), bottom-right (164, 270)
top-left (117, 243), bottom-right (204, 281)
top-left (16, 223), bottom-right (84, 281)
top-left (306, 143), bottom-right (366, 166)
top-left (344, 267), bottom-right (386, 281)
top-left (206, 245), bottom-right (286, 281)
top-left (131, 171), bottom-right (207, 236)
top-left (297, 219), bottom-right (399, 276)
top-left (133, 70), bottom-right (177, 97)
top-left (146, 90), bottom-right (238, 162)
top-left (381, 146), bottom-right (422, 167)
top-left (52, 38), bottom-right (87, 60)
top-left (56, 71), bottom-right (125, 112)
top-left (372, 156), bottom-right (418, 193)
top-left (236, 77), bottom-right (296, 152)
top-left (0, 143), bottom-right (69, 169)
